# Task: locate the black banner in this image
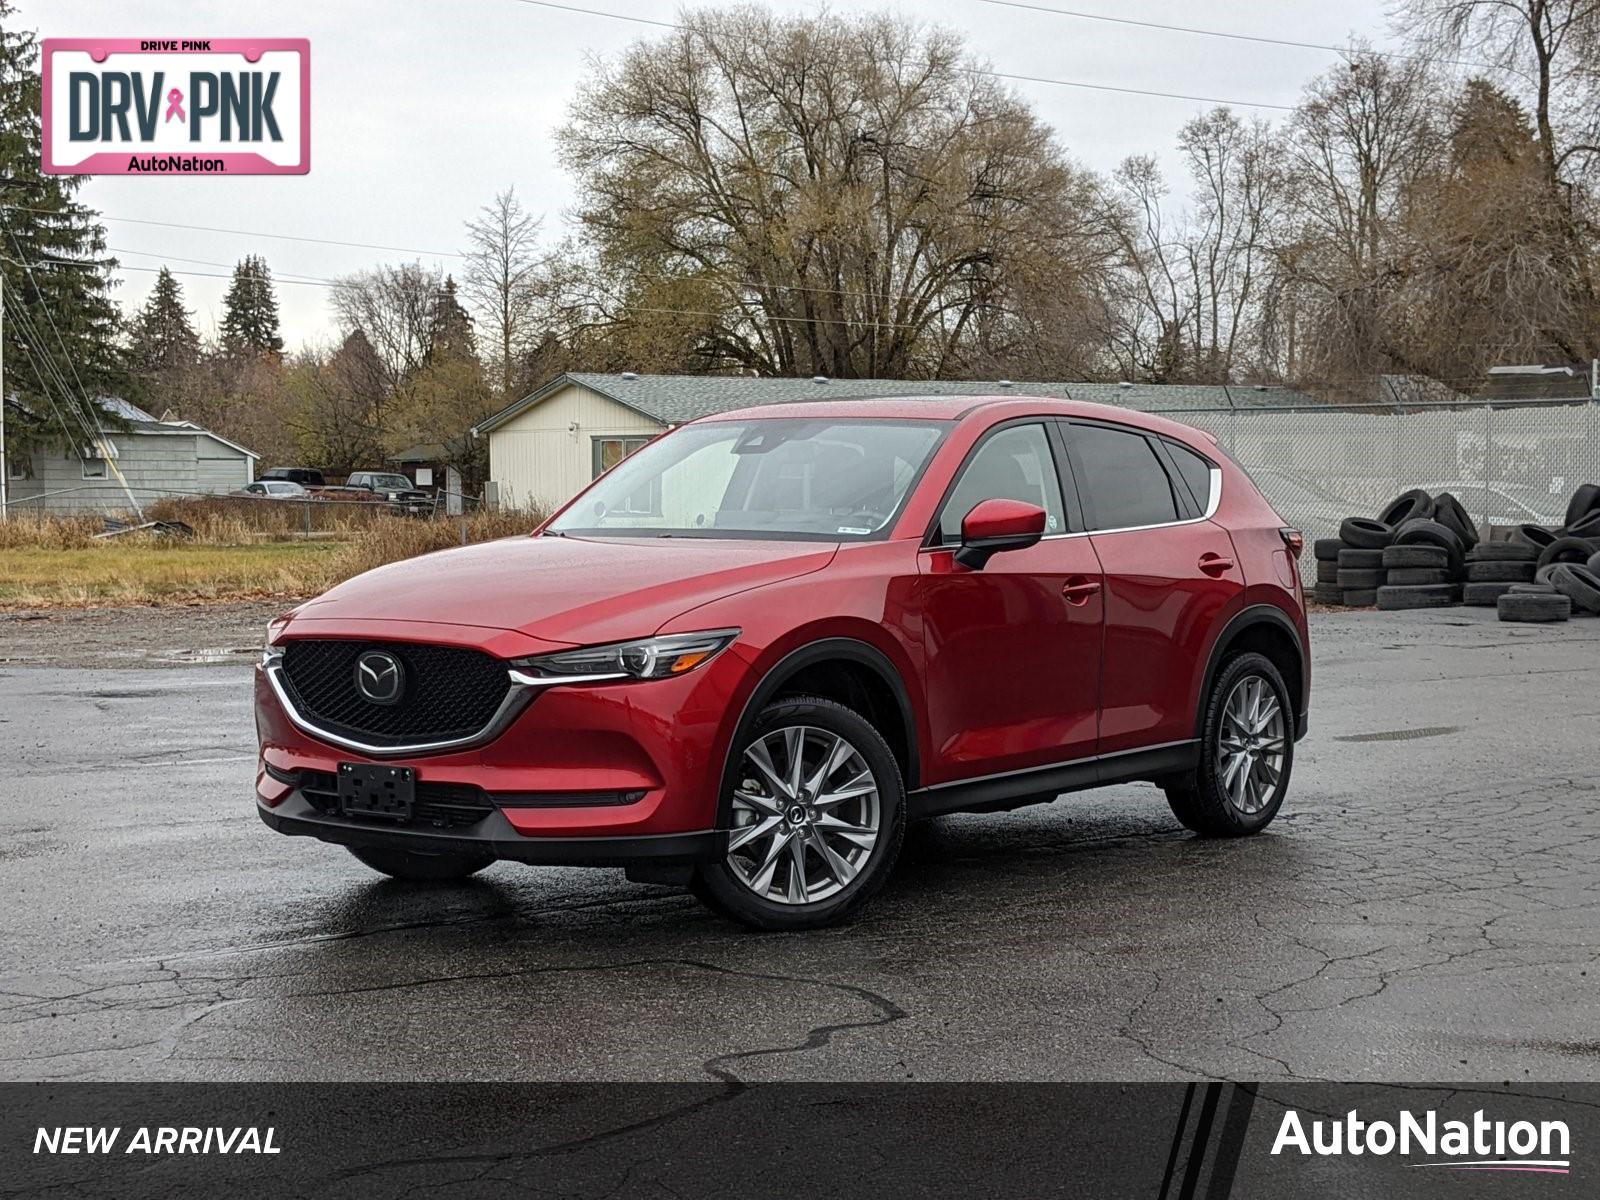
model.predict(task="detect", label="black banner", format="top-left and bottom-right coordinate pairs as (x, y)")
top-left (2, 1083), bottom-right (1589, 1197)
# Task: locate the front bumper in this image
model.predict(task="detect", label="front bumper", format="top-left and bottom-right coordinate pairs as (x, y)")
top-left (259, 788), bottom-right (721, 865)
top-left (255, 629), bottom-right (757, 841)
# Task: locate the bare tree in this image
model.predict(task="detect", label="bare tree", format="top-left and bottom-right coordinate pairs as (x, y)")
top-left (462, 188), bottom-right (543, 397)
top-left (552, 6), bottom-right (1115, 379)
top-left (1399, 0), bottom-right (1600, 363)
top-left (283, 333), bottom-right (386, 474)
top-left (1180, 110), bottom-right (1286, 380)
top-left (329, 261), bottom-right (443, 401)
top-left (1400, 0), bottom-right (1600, 184)
top-left (1269, 52), bottom-right (1444, 389)
top-left (1100, 110), bottom-right (1285, 382)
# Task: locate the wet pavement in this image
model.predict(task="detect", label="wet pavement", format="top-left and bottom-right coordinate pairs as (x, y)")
top-left (1, 607), bottom-right (1598, 1082)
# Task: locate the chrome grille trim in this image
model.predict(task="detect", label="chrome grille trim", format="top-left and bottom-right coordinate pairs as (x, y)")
top-left (265, 662), bottom-right (534, 758)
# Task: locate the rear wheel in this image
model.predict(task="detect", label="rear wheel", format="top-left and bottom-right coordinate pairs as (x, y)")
top-left (692, 696), bottom-right (905, 930)
top-left (348, 845), bottom-right (492, 881)
top-left (1165, 652), bottom-right (1294, 836)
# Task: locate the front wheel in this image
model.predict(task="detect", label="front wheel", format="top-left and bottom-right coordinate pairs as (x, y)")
top-left (692, 696), bottom-right (906, 930)
top-left (1164, 652), bottom-right (1294, 836)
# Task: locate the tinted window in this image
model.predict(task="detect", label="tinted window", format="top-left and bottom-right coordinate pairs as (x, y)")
top-left (1166, 441), bottom-right (1213, 513)
top-left (1069, 423), bottom-right (1179, 530)
top-left (938, 423), bottom-right (1065, 542)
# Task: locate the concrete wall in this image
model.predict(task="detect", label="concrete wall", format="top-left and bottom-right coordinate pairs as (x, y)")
top-left (8, 430), bottom-right (255, 514)
top-left (487, 382), bottom-right (663, 513)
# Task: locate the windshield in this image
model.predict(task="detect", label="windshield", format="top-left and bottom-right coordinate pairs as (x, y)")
top-left (548, 418), bottom-right (949, 540)
top-left (367, 474), bottom-right (412, 490)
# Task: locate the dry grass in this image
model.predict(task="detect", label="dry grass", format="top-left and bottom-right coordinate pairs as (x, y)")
top-left (308, 510), bottom-right (537, 590)
top-left (0, 508), bottom-right (545, 608)
top-left (0, 543), bottom-right (338, 607)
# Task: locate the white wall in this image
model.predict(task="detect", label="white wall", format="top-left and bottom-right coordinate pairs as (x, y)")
top-left (487, 382), bottom-right (663, 513)
top-left (8, 431), bottom-right (254, 514)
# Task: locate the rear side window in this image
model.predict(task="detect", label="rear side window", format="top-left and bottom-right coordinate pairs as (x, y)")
top-left (1165, 441), bottom-right (1214, 514)
top-left (1068, 423), bottom-right (1180, 530)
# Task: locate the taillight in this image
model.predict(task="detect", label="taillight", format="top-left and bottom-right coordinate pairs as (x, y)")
top-left (1279, 528), bottom-right (1304, 559)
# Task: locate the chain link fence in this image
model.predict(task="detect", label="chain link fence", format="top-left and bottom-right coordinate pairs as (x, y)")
top-left (1154, 398), bottom-right (1600, 583)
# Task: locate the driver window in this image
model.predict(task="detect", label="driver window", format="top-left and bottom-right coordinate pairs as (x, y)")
top-left (938, 423), bottom-right (1065, 542)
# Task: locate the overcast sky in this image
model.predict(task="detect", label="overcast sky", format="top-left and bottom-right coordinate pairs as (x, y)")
top-left (25, 0), bottom-right (1400, 350)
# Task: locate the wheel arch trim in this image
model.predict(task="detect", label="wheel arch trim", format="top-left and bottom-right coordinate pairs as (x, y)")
top-left (714, 637), bottom-right (920, 830)
top-left (1196, 604), bottom-right (1309, 740)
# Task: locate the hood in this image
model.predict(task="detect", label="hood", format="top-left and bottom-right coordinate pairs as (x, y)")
top-left (291, 534), bottom-right (838, 644)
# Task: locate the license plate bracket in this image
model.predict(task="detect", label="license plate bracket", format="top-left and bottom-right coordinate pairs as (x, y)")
top-left (338, 762), bottom-right (415, 821)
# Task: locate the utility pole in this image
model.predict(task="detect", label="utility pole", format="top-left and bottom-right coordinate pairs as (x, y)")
top-left (1, 269), bottom-right (7, 520)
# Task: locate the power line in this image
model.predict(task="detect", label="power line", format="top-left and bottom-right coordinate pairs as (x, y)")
top-left (116, 263), bottom-right (337, 288)
top-left (107, 247), bottom-right (336, 285)
top-left (508, 0), bottom-right (676, 27)
top-left (978, 69), bottom-right (1291, 110)
top-left (0, 205), bottom-right (465, 259)
top-left (509, 0), bottom-right (1298, 111)
top-left (0, 219), bottom-right (109, 448)
top-left (975, 0), bottom-right (1496, 72)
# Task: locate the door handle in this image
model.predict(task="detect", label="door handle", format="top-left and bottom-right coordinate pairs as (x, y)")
top-left (1062, 578), bottom-right (1101, 605)
top-left (1198, 552), bottom-right (1235, 576)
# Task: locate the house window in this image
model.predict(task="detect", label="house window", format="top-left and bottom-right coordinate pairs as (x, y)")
top-left (7, 454), bottom-right (28, 480)
top-left (82, 456), bottom-right (107, 480)
top-left (591, 436), bottom-right (659, 515)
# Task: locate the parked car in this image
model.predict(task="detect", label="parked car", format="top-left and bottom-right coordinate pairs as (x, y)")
top-left (237, 480), bottom-right (308, 499)
top-left (345, 470), bottom-right (434, 516)
top-left (1421, 480), bottom-right (1565, 529)
top-left (256, 397), bottom-right (1310, 929)
top-left (260, 466), bottom-right (326, 487)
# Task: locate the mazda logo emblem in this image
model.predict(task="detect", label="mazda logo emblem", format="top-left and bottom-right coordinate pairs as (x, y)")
top-left (354, 650), bottom-right (404, 706)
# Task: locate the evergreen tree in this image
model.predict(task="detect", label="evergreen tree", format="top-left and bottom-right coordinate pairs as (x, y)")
top-left (428, 275), bottom-right (476, 362)
top-left (0, 0), bottom-right (131, 454)
top-left (219, 255), bottom-right (284, 358)
top-left (128, 267), bottom-right (200, 376)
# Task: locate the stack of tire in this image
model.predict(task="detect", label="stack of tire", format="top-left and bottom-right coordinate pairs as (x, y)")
top-left (1488, 484), bottom-right (1600, 624)
top-left (1310, 489), bottom-right (1474, 609)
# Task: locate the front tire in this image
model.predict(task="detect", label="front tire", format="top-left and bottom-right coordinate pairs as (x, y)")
top-left (692, 696), bottom-right (905, 930)
top-left (1164, 652), bottom-right (1294, 836)
top-left (348, 845), bottom-right (492, 881)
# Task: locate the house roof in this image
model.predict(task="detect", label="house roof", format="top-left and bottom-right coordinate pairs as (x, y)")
top-left (388, 443), bottom-right (449, 463)
top-left (471, 372), bottom-right (1325, 436)
top-left (1481, 364), bottom-right (1595, 402)
top-left (10, 394), bottom-right (259, 459)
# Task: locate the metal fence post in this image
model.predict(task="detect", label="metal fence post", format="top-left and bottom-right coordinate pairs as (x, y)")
top-left (1481, 405), bottom-right (1494, 534)
top-left (303, 500), bottom-right (312, 541)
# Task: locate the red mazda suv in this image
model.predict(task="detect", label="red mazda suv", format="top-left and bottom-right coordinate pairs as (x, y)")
top-left (256, 397), bottom-right (1309, 929)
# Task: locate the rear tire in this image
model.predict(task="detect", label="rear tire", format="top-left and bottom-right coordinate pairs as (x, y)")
top-left (1164, 652), bottom-right (1293, 837)
top-left (692, 696), bottom-right (905, 931)
top-left (348, 845), bottom-right (492, 881)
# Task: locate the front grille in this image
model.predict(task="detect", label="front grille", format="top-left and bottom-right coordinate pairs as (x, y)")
top-left (279, 639), bottom-right (511, 747)
top-left (297, 770), bottom-right (497, 829)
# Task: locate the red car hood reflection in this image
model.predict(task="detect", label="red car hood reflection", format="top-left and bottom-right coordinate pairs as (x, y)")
top-left (289, 534), bottom-right (838, 645)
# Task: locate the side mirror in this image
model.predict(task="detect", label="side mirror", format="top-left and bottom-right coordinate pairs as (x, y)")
top-left (954, 498), bottom-right (1047, 570)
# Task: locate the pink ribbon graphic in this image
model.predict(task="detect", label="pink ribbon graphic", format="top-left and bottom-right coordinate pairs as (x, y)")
top-left (164, 88), bottom-right (185, 123)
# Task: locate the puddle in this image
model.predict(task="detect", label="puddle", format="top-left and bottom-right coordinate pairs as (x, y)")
top-left (1335, 726), bottom-right (1460, 743)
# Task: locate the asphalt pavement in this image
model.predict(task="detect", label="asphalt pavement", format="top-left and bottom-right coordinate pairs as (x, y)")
top-left (2, 607), bottom-right (1598, 1082)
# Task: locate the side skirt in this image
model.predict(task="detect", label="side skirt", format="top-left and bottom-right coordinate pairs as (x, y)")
top-left (908, 740), bottom-right (1200, 820)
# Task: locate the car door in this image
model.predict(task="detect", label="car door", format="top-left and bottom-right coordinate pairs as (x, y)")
top-left (1060, 419), bottom-right (1243, 756)
top-left (914, 419), bottom-right (1105, 785)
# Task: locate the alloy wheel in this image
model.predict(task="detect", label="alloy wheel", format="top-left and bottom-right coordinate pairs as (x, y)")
top-left (726, 726), bottom-right (881, 905)
top-left (1216, 674), bottom-right (1287, 815)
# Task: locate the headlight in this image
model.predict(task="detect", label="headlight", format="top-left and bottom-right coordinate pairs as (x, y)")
top-left (512, 629), bottom-right (739, 683)
top-left (262, 618), bottom-right (288, 667)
